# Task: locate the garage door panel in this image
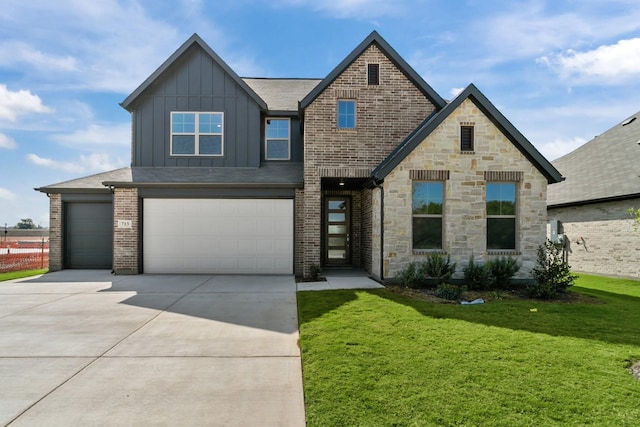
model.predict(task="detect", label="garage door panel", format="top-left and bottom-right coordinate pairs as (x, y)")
top-left (65, 202), bottom-right (113, 269)
top-left (144, 199), bottom-right (293, 274)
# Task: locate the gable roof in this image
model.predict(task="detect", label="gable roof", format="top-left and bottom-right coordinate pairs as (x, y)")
top-left (299, 31), bottom-right (446, 109)
top-left (371, 84), bottom-right (563, 184)
top-left (120, 34), bottom-right (267, 111)
top-left (243, 78), bottom-right (321, 113)
top-left (34, 167), bottom-right (132, 193)
top-left (547, 111), bottom-right (640, 207)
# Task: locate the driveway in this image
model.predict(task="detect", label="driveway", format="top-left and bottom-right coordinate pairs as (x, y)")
top-left (0, 271), bottom-right (305, 426)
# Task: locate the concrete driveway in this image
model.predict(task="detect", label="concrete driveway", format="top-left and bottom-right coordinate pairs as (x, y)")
top-left (0, 271), bottom-right (305, 426)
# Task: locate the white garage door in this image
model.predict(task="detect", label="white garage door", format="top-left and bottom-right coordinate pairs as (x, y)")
top-left (143, 199), bottom-right (293, 274)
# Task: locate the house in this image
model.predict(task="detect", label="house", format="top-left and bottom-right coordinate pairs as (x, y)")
top-left (547, 112), bottom-right (640, 278)
top-left (36, 31), bottom-right (562, 280)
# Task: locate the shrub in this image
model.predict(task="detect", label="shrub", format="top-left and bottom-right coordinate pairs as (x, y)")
top-left (395, 262), bottom-right (421, 288)
top-left (463, 255), bottom-right (490, 290)
top-left (528, 240), bottom-right (578, 299)
top-left (435, 283), bottom-right (464, 301)
top-left (486, 256), bottom-right (520, 289)
top-left (309, 264), bottom-right (321, 281)
top-left (421, 253), bottom-right (456, 286)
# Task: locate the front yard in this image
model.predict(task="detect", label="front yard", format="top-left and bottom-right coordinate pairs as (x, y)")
top-left (298, 274), bottom-right (640, 426)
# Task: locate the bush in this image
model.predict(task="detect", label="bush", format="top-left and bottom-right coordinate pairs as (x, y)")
top-left (309, 264), bottom-right (321, 281)
top-left (435, 283), bottom-right (464, 301)
top-left (421, 253), bottom-right (457, 286)
top-left (486, 256), bottom-right (520, 289)
top-left (463, 255), bottom-right (490, 290)
top-left (528, 240), bottom-right (578, 299)
top-left (395, 262), bottom-right (421, 288)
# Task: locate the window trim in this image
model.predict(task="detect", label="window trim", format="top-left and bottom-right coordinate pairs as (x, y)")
top-left (367, 63), bottom-right (380, 85)
top-left (264, 117), bottom-right (291, 160)
top-left (170, 111), bottom-right (224, 157)
top-left (411, 180), bottom-right (445, 251)
top-left (337, 99), bottom-right (356, 130)
top-left (486, 182), bottom-right (517, 251)
top-left (461, 125), bottom-right (474, 152)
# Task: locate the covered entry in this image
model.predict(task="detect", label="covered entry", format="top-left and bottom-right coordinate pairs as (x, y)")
top-left (64, 202), bottom-right (113, 269)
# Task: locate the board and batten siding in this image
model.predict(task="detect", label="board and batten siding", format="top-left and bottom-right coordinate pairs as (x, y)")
top-left (130, 44), bottom-right (262, 168)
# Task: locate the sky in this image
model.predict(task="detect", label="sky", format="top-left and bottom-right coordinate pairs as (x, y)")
top-left (1, 0), bottom-right (640, 228)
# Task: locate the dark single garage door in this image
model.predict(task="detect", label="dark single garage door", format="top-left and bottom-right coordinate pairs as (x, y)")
top-left (64, 202), bottom-right (113, 269)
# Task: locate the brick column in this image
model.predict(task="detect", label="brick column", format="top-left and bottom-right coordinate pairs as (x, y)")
top-left (113, 188), bottom-right (139, 274)
top-left (48, 193), bottom-right (63, 271)
top-left (302, 173), bottom-right (321, 277)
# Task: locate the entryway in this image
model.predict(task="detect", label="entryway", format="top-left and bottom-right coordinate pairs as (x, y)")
top-left (324, 197), bottom-right (350, 266)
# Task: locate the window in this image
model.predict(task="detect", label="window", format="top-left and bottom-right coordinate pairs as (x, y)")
top-left (265, 118), bottom-right (290, 160)
top-left (461, 125), bottom-right (474, 151)
top-left (412, 182), bottom-right (444, 250)
top-left (171, 112), bottom-right (223, 156)
top-left (368, 63), bottom-right (380, 85)
top-left (337, 100), bottom-right (356, 129)
top-left (486, 182), bottom-right (516, 250)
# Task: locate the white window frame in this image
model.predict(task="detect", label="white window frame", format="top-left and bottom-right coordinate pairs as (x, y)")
top-left (265, 117), bottom-right (291, 160)
top-left (337, 99), bottom-right (356, 130)
top-left (170, 111), bottom-right (224, 157)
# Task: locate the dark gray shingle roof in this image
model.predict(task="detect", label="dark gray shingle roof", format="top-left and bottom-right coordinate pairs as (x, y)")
top-left (243, 78), bottom-right (321, 112)
top-left (547, 111), bottom-right (640, 207)
top-left (35, 168), bottom-right (131, 193)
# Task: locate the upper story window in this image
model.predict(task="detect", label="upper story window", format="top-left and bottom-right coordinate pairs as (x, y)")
top-left (461, 125), bottom-right (474, 152)
top-left (265, 118), bottom-right (290, 160)
top-left (412, 181), bottom-right (444, 250)
top-left (486, 182), bottom-right (516, 250)
top-left (337, 100), bottom-right (356, 129)
top-left (171, 112), bottom-right (223, 156)
top-left (368, 63), bottom-right (380, 85)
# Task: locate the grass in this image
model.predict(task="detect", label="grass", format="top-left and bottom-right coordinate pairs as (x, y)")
top-left (298, 274), bottom-right (640, 426)
top-left (0, 269), bottom-right (48, 282)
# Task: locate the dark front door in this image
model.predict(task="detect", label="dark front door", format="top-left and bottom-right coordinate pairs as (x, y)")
top-left (325, 197), bottom-right (350, 265)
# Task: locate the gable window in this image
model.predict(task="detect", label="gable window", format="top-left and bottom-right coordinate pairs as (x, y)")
top-left (486, 182), bottom-right (516, 250)
top-left (461, 125), bottom-right (474, 151)
top-left (337, 100), bottom-right (356, 129)
top-left (171, 112), bottom-right (223, 156)
top-left (265, 118), bottom-right (290, 160)
top-left (368, 63), bottom-right (380, 85)
top-left (412, 181), bottom-right (444, 250)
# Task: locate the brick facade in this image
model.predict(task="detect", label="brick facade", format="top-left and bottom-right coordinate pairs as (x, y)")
top-left (48, 193), bottom-right (63, 271)
top-left (379, 99), bottom-right (549, 280)
top-left (302, 44), bottom-right (437, 276)
top-left (548, 199), bottom-right (640, 278)
top-left (113, 188), bottom-right (139, 274)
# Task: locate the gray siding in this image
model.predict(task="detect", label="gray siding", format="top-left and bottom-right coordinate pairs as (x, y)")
top-left (131, 45), bottom-right (262, 167)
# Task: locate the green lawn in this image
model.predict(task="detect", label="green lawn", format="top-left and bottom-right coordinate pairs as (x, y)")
top-left (298, 274), bottom-right (640, 426)
top-left (0, 269), bottom-right (48, 282)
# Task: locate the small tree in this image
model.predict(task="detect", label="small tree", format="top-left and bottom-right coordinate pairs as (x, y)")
top-left (629, 207), bottom-right (640, 232)
top-left (15, 218), bottom-right (36, 229)
top-left (528, 240), bottom-right (578, 299)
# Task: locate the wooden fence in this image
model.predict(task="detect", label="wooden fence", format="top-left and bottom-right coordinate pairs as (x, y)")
top-left (0, 239), bottom-right (49, 273)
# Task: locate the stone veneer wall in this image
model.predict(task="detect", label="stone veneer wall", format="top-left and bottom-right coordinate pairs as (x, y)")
top-left (48, 193), bottom-right (63, 271)
top-left (548, 199), bottom-right (640, 278)
top-left (382, 98), bottom-right (549, 280)
top-left (113, 188), bottom-right (139, 274)
top-left (302, 43), bottom-right (436, 276)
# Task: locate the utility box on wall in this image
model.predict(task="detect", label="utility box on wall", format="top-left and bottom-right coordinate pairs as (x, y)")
top-left (549, 219), bottom-right (564, 245)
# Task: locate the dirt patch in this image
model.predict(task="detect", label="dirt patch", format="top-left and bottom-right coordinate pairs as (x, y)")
top-left (384, 285), bottom-right (604, 304)
top-left (629, 361), bottom-right (640, 381)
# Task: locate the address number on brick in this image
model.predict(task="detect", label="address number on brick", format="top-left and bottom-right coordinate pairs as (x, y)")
top-left (117, 219), bottom-right (133, 229)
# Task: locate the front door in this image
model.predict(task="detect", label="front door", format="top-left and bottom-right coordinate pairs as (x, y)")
top-left (325, 197), bottom-right (350, 265)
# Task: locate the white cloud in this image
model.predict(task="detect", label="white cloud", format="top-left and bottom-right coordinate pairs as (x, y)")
top-left (0, 40), bottom-right (78, 73)
top-left (449, 87), bottom-right (464, 98)
top-left (536, 137), bottom-right (588, 161)
top-left (0, 84), bottom-right (52, 122)
top-left (0, 187), bottom-right (16, 201)
top-left (276, 0), bottom-right (407, 19)
top-left (52, 123), bottom-right (131, 147)
top-left (27, 153), bottom-right (125, 174)
top-left (0, 133), bottom-right (17, 149)
top-left (539, 38), bottom-right (640, 83)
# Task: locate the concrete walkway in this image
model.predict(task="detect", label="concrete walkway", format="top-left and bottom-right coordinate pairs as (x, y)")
top-left (296, 269), bottom-right (385, 291)
top-left (0, 271), bottom-right (305, 426)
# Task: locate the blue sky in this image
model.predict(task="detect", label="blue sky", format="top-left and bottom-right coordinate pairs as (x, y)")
top-left (1, 0), bottom-right (639, 227)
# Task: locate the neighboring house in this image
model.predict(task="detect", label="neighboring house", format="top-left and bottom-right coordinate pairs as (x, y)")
top-left (547, 112), bottom-right (640, 278)
top-left (36, 31), bottom-right (562, 280)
